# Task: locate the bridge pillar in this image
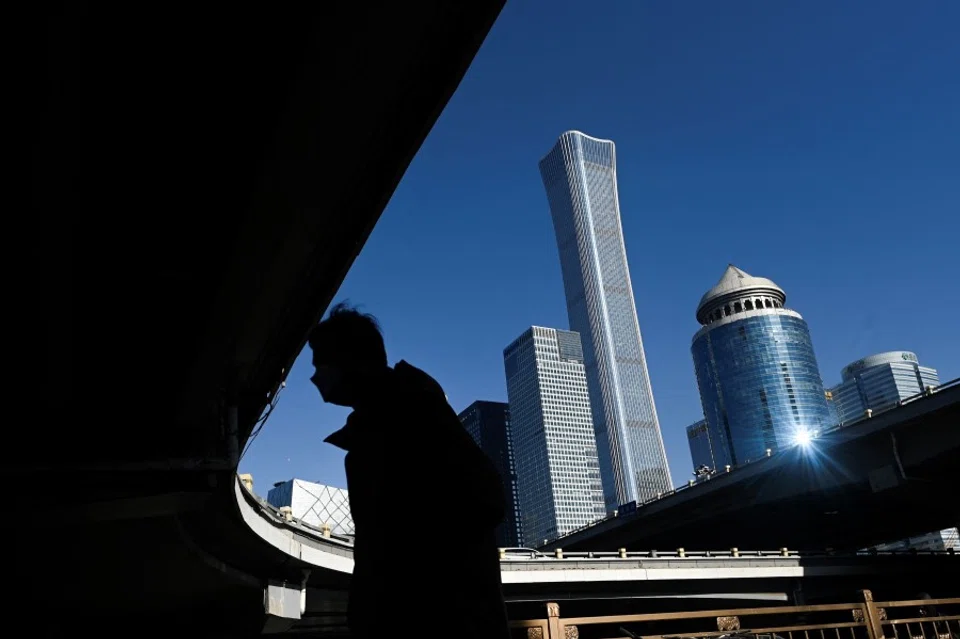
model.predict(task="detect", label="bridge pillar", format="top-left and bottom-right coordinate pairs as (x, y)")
top-left (262, 575), bottom-right (308, 634)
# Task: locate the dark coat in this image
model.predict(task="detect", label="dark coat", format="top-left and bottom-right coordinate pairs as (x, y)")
top-left (325, 361), bottom-right (510, 639)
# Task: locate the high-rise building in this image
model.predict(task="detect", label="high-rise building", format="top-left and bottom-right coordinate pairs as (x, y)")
top-left (503, 327), bottom-right (606, 545)
top-left (824, 389), bottom-right (840, 428)
top-left (685, 419), bottom-right (714, 471)
top-left (828, 352), bottom-right (940, 424)
top-left (692, 265), bottom-right (831, 468)
top-left (267, 479), bottom-right (354, 536)
top-left (458, 400), bottom-right (523, 548)
top-left (539, 130), bottom-right (672, 512)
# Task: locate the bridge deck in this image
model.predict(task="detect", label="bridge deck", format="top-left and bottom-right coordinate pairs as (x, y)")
top-left (542, 383), bottom-right (960, 552)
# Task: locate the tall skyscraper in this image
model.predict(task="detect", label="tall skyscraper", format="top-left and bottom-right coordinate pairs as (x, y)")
top-left (458, 400), bottom-right (523, 547)
top-left (503, 327), bottom-right (606, 545)
top-left (692, 265), bottom-right (832, 468)
top-left (539, 131), bottom-right (672, 512)
top-left (828, 352), bottom-right (940, 424)
top-left (685, 419), bottom-right (714, 471)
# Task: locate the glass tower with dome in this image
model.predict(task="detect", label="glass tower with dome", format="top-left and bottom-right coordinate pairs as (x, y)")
top-left (691, 265), bottom-right (831, 469)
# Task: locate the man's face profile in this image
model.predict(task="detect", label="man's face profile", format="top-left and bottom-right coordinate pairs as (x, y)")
top-left (311, 360), bottom-right (352, 407)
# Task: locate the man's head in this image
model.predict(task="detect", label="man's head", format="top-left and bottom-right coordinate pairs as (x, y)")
top-left (308, 302), bottom-right (388, 407)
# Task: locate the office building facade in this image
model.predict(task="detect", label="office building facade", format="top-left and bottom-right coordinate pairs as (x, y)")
top-left (458, 400), bottom-right (523, 547)
top-left (503, 327), bottom-right (606, 545)
top-left (825, 389), bottom-right (840, 428)
top-left (539, 130), bottom-right (672, 512)
top-left (685, 419), bottom-right (714, 471)
top-left (828, 352), bottom-right (940, 424)
top-left (692, 265), bottom-right (832, 468)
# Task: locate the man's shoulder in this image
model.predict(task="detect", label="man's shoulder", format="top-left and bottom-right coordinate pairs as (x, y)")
top-left (392, 361), bottom-right (449, 405)
top-left (394, 360), bottom-right (442, 389)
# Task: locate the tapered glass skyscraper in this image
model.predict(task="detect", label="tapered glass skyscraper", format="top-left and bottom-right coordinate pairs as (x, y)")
top-left (539, 131), bottom-right (672, 511)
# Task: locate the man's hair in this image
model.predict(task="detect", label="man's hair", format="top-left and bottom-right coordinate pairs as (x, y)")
top-left (308, 302), bottom-right (387, 368)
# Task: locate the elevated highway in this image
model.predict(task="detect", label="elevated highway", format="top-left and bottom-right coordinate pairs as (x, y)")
top-left (233, 476), bottom-right (960, 634)
top-left (541, 382), bottom-right (960, 553)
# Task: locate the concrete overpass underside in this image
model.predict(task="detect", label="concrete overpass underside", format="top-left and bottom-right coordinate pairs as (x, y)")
top-left (14, 4), bottom-right (504, 635)
top-left (236, 480), bottom-right (960, 634)
top-left (544, 385), bottom-right (960, 553)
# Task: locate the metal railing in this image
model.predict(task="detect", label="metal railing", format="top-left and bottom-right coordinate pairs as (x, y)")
top-left (510, 593), bottom-right (960, 639)
top-left (547, 378), bottom-right (959, 547)
top-left (500, 548), bottom-right (958, 561)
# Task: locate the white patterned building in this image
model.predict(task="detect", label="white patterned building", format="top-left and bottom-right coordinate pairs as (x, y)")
top-left (267, 479), bottom-right (354, 535)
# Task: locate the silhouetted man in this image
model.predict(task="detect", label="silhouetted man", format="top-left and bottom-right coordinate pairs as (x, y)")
top-left (309, 303), bottom-right (510, 639)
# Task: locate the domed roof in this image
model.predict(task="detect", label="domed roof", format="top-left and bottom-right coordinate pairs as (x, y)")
top-left (696, 265), bottom-right (785, 320)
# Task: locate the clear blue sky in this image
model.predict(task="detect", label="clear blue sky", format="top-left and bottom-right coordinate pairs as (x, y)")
top-left (241, 0), bottom-right (959, 493)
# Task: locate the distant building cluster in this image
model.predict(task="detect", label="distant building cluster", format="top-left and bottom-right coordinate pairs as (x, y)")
top-left (457, 131), bottom-right (948, 548)
top-left (683, 272), bottom-right (941, 475)
top-left (450, 132), bottom-right (677, 546)
top-left (679, 268), bottom-right (945, 550)
top-left (280, 131), bottom-right (949, 551)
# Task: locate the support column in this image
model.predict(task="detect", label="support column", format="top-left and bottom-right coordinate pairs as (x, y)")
top-left (262, 578), bottom-right (307, 634)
